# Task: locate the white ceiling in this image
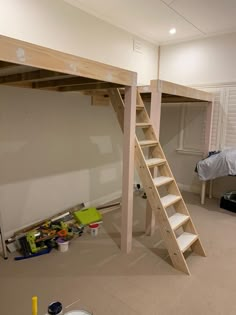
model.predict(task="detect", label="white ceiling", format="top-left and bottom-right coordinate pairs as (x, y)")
top-left (64, 0), bottom-right (236, 44)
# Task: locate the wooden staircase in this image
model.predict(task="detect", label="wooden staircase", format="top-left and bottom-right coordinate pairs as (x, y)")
top-left (109, 88), bottom-right (206, 275)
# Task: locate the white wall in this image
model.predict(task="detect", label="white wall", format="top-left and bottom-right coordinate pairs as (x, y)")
top-left (0, 86), bottom-right (123, 236)
top-left (159, 33), bottom-right (236, 198)
top-left (160, 32), bottom-right (236, 86)
top-left (0, 0), bottom-right (158, 85)
top-left (160, 105), bottom-right (202, 194)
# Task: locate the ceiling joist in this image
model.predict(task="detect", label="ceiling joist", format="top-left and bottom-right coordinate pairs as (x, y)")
top-left (32, 76), bottom-right (98, 89)
top-left (0, 69), bottom-right (70, 84)
top-left (0, 61), bottom-right (19, 69)
top-left (59, 82), bottom-right (123, 92)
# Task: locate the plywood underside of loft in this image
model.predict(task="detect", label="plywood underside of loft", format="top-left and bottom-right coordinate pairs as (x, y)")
top-left (0, 35), bottom-right (137, 92)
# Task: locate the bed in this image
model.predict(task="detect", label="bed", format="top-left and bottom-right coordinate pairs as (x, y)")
top-left (197, 149), bottom-right (236, 204)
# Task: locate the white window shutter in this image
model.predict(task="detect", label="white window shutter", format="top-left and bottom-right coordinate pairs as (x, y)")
top-left (199, 87), bottom-right (223, 151)
top-left (224, 87), bottom-right (236, 148)
top-left (211, 89), bottom-right (223, 151)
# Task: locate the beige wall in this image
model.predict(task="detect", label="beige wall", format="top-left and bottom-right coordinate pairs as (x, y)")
top-left (0, 86), bottom-right (123, 235)
top-left (160, 105), bottom-right (202, 194)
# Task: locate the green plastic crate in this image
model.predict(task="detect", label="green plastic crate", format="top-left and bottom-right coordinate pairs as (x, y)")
top-left (73, 207), bottom-right (102, 225)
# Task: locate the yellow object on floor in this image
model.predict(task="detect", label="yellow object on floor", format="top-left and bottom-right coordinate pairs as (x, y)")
top-left (32, 296), bottom-right (38, 315)
top-left (73, 207), bottom-right (102, 225)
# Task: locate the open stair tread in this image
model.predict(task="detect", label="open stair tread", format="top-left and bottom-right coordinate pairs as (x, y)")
top-left (136, 122), bottom-right (151, 127)
top-left (160, 194), bottom-right (181, 208)
top-left (146, 158), bottom-right (166, 167)
top-left (139, 140), bottom-right (158, 147)
top-left (169, 213), bottom-right (189, 230)
top-left (109, 88), bottom-right (206, 275)
top-left (153, 176), bottom-right (173, 187)
top-left (136, 105), bottom-right (144, 110)
top-left (177, 232), bottom-right (198, 252)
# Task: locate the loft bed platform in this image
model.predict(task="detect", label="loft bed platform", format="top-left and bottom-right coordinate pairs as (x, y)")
top-left (76, 79), bottom-right (212, 105)
top-left (0, 34), bottom-right (213, 259)
top-left (138, 80), bottom-right (212, 103)
top-left (0, 35), bottom-right (136, 91)
top-left (0, 34), bottom-right (137, 254)
top-left (0, 61), bottom-right (127, 91)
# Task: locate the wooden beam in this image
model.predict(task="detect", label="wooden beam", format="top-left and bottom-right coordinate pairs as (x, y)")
top-left (0, 61), bottom-right (19, 69)
top-left (138, 85), bottom-right (151, 93)
top-left (0, 34), bottom-right (137, 86)
top-left (108, 89), bottom-right (125, 131)
top-left (162, 94), bottom-right (208, 103)
top-left (152, 80), bottom-right (212, 102)
top-left (33, 76), bottom-right (96, 89)
top-left (91, 95), bottom-right (110, 106)
top-left (145, 80), bottom-right (162, 236)
top-left (121, 86), bottom-right (136, 253)
top-left (0, 69), bottom-right (66, 84)
top-left (59, 82), bottom-right (123, 92)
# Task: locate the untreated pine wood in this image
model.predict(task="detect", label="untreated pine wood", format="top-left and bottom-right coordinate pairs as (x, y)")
top-left (0, 69), bottom-right (67, 84)
top-left (0, 34), bottom-right (137, 86)
top-left (110, 87), bottom-right (206, 274)
top-left (153, 79), bottom-right (212, 102)
top-left (0, 61), bottom-right (19, 69)
top-left (134, 138), bottom-right (190, 275)
top-left (121, 86), bottom-right (136, 253)
top-left (91, 95), bottom-right (110, 106)
top-left (59, 82), bottom-right (123, 92)
top-left (145, 80), bottom-right (162, 236)
top-left (33, 76), bottom-right (97, 89)
top-left (109, 89), bottom-right (125, 131)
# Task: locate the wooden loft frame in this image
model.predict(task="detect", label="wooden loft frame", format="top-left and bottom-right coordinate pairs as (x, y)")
top-left (138, 79), bottom-right (213, 235)
top-left (81, 80), bottom-right (213, 235)
top-left (138, 79), bottom-right (213, 153)
top-left (0, 34), bottom-right (137, 254)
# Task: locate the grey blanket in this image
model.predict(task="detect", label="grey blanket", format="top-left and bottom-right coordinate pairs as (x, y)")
top-left (197, 149), bottom-right (236, 181)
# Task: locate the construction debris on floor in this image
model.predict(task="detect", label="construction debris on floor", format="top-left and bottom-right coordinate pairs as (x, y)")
top-left (5, 202), bottom-right (120, 261)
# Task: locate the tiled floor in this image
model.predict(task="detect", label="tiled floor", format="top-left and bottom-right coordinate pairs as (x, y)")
top-left (0, 192), bottom-right (236, 315)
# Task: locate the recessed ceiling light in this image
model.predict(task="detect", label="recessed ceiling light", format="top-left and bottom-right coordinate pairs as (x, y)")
top-left (169, 28), bottom-right (176, 35)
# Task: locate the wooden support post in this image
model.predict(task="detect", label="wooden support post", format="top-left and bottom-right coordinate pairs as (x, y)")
top-left (121, 86), bottom-right (136, 253)
top-left (145, 200), bottom-right (156, 236)
top-left (150, 80), bottom-right (162, 141)
top-left (145, 80), bottom-right (162, 235)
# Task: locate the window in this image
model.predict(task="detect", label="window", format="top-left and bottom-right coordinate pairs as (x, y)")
top-left (177, 85), bottom-right (236, 155)
top-left (177, 103), bottom-right (206, 156)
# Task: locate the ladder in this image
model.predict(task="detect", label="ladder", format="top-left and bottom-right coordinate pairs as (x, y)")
top-left (109, 88), bottom-right (206, 275)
